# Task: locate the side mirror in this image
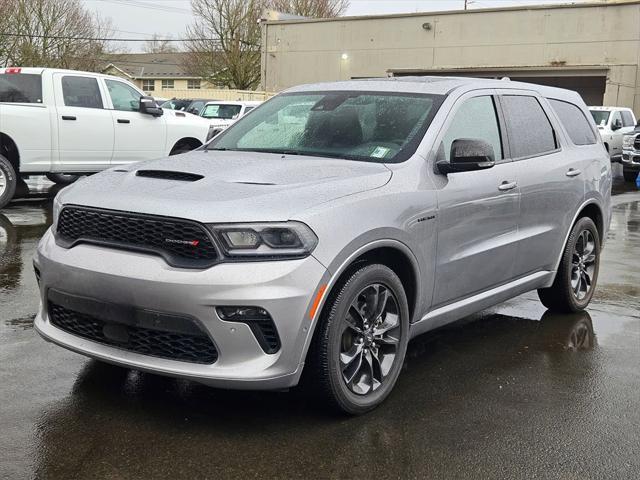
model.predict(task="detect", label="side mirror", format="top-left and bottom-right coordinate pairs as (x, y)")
top-left (612, 118), bottom-right (623, 130)
top-left (437, 138), bottom-right (496, 174)
top-left (140, 96), bottom-right (163, 117)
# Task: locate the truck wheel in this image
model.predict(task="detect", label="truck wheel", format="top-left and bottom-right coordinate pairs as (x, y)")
top-left (537, 217), bottom-right (600, 313)
top-left (622, 169), bottom-right (638, 182)
top-left (0, 155), bottom-right (17, 210)
top-left (46, 173), bottom-right (79, 185)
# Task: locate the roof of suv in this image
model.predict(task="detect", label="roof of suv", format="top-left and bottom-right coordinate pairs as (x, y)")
top-left (283, 76), bottom-right (582, 102)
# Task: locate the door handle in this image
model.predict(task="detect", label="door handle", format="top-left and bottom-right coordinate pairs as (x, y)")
top-left (566, 168), bottom-right (582, 177)
top-left (117, 119), bottom-right (130, 124)
top-left (61, 115), bottom-right (76, 121)
top-left (498, 181), bottom-right (518, 191)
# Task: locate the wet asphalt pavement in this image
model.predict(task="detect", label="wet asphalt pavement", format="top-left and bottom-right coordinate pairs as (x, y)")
top-left (1, 167), bottom-right (639, 480)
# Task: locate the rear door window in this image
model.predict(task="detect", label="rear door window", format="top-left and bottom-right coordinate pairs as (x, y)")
top-left (548, 99), bottom-right (597, 146)
top-left (0, 73), bottom-right (42, 103)
top-left (62, 76), bottom-right (103, 109)
top-left (500, 95), bottom-right (557, 159)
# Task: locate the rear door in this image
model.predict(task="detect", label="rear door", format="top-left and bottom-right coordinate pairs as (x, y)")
top-left (54, 73), bottom-right (113, 171)
top-left (433, 91), bottom-right (521, 307)
top-left (103, 78), bottom-right (166, 165)
top-left (498, 92), bottom-right (587, 277)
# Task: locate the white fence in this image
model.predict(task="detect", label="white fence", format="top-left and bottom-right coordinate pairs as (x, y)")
top-left (151, 88), bottom-right (276, 101)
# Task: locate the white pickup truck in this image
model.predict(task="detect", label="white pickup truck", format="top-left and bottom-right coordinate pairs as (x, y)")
top-left (0, 67), bottom-right (216, 208)
top-left (588, 106), bottom-right (637, 161)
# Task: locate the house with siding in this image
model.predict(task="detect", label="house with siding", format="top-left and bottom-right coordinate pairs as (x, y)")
top-left (101, 52), bottom-right (208, 96)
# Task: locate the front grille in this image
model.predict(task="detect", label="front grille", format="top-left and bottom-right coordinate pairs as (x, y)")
top-left (136, 170), bottom-right (204, 182)
top-left (48, 301), bottom-right (218, 364)
top-left (634, 137), bottom-right (640, 151)
top-left (56, 206), bottom-right (218, 268)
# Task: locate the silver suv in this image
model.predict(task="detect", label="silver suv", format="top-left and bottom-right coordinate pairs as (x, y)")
top-left (34, 78), bottom-right (611, 414)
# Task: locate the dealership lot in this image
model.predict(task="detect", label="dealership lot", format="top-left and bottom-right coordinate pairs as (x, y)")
top-left (1, 168), bottom-right (638, 479)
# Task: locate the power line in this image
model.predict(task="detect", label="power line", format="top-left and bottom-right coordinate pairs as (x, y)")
top-left (0, 33), bottom-right (216, 42)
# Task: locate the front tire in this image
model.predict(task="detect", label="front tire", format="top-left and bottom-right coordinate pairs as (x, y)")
top-left (46, 173), bottom-right (79, 185)
top-left (538, 217), bottom-right (600, 312)
top-left (623, 169), bottom-right (638, 182)
top-left (0, 154), bottom-right (17, 210)
top-left (308, 264), bottom-right (409, 415)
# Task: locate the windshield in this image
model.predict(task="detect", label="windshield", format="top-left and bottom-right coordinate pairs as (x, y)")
top-left (161, 99), bottom-right (191, 111)
top-left (202, 103), bottom-right (243, 120)
top-left (207, 91), bottom-right (444, 163)
top-left (0, 74), bottom-right (42, 103)
top-left (590, 110), bottom-right (610, 127)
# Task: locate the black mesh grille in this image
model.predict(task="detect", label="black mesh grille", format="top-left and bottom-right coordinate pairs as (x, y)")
top-left (634, 137), bottom-right (640, 150)
top-left (56, 206), bottom-right (218, 268)
top-left (252, 319), bottom-right (281, 354)
top-left (136, 170), bottom-right (204, 182)
top-left (49, 301), bottom-right (218, 364)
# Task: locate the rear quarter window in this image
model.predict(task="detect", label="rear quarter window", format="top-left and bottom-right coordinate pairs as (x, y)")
top-left (500, 95), bottom-right (557, 159)
top-left (548, 99), bottom-right (597, 146)
top-left (0, 74), bottom-right (42, 103)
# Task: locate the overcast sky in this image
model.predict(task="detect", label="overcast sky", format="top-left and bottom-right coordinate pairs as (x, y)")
top-left (80, 0), bottom-right (593, 52)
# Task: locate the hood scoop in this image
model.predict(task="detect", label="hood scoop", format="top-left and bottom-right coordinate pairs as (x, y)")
top-left (136, 170), bottom-right (204, 182)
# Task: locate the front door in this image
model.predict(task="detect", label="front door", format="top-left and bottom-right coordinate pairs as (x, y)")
top-left (54, 73), bottom-right (113, 171)
top-left (433, 94), bottom-right (520, 307)
top-left (103, 79), bottom-right (165, 165)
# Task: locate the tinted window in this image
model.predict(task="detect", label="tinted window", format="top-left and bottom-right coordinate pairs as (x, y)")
top-left (105, 80), bottom-right (141, 112)
top-left (62, 76), bottom-right (103, 109)
top-left (442, 96), bottom-right (503, 162)
top-left (621, 110), bottom-right (635, 127)
top-left (501, 95), bottom-right (556, 158)
top-left (548, 99), bottom-right (597, 146)
top-left (0, 74), bottom-right (42, 103)
top-left (209, 91), bottom-right (444, 164)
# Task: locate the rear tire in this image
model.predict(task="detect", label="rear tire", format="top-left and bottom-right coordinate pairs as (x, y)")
top-left (307, 263), bottom-right (409, 415)
top-left (623, 169), bottom-right (638, 182)
top-left (538, 217), bottom-right (600, 313)
top-left (46, 173), bottom-right (80, 185)
top-left (0, 154), bottom-right (17, 210)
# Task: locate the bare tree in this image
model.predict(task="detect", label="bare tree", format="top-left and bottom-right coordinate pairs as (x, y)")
top-left (0, 0), bottom-right (113, 71)
top-left (185, 0), bottom-right (265, 90)
top-left (184, 0), bottom-right (349, 90)
top-left (270, 0), bottom-right (349, 18)
top-left (144, 34), bottom-right (178, 54)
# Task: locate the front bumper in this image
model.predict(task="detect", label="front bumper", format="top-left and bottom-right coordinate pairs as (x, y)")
top-left (621, 150), bottom-right (640, 171)
top-left (34, 229), bottom-right (328, 389)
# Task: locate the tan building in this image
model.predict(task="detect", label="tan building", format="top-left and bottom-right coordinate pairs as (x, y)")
top-left (101, 52), bottom-right (210, 96)
top-left (260, 0), bottom-right (640, 113)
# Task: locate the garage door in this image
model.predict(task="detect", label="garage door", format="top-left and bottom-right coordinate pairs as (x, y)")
top-left (389, 69), bottom-right (607, 106)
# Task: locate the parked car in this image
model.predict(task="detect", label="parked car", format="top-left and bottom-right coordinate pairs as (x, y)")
top-left (0, 67), bottom-right (217, 209)
top-left (200, 101), bottom-right (262, 133)
top-left (34, 77), bottom-right (611, 414)
top-left (621, 128), bottom-right (640, 182)
top-left (160, 98), bottom-right (217, 116)
top-left (589, 106), bottom-right (636, 161)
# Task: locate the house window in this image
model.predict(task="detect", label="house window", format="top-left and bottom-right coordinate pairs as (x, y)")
top-left (142, 80), bottom-right (155, 92)
top-left (161, 80), bottom-right (174, 89)
top-left (187, 79), bottom-right (201, 90)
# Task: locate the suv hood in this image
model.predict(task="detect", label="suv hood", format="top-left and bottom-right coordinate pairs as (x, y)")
top-left (58, 150), bottom-right (392, 223)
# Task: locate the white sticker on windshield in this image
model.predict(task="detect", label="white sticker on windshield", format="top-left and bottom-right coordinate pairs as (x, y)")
top-left (371, 146), bottom-right (390, 158)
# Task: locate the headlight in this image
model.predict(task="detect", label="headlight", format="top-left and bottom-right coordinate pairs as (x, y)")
top-left (623, 135), bottom-right (635, 148)
top-left (207, 221), bottom-right (318, 259)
